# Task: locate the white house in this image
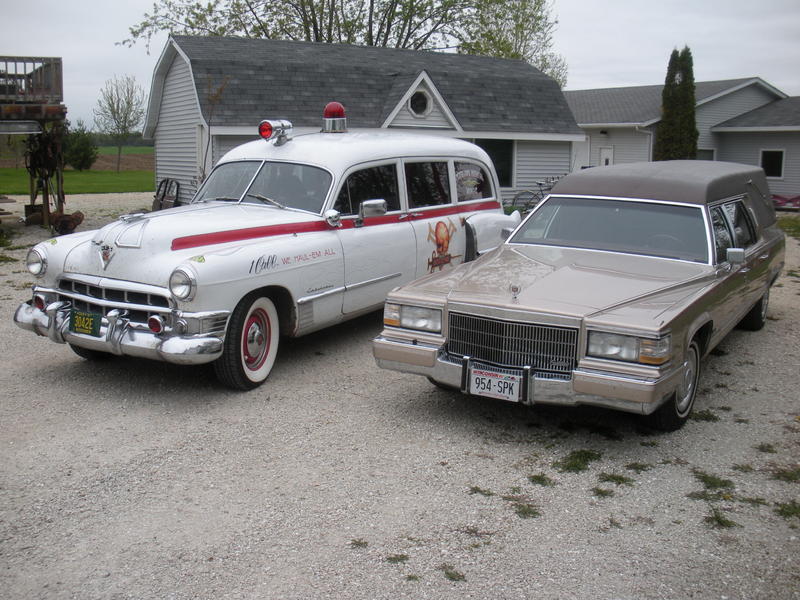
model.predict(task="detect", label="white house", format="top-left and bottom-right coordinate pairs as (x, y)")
top-left (143, 35), bottom-right (584, 205)
top-left (565, 78), bottom-right (800, 203)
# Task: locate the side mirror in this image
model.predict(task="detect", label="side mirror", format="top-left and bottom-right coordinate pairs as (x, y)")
top-left (356, 199), bottom-right (387, 226)
top-left (726, 247), bottom-right (745, 265)
top-left (501, 227), bottom-right (515, 241)
top-left (324, 209), bottom-right (342, 228)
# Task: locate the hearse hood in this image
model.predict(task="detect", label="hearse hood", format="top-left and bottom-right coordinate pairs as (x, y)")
top-left (410, 244), bottom-right (714, 326)
top-left (61, 202), bottom-right (322, 284)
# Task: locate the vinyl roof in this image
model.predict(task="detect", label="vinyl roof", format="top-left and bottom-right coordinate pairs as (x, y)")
top-left (550, 160), bottom-right (769, 205)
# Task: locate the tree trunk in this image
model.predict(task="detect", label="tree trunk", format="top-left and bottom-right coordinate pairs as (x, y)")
top-left (116, 145), bottom-right (122, 173)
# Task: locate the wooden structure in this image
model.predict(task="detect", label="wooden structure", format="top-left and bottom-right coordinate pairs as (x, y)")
top-left (0, 56), bottom-right (67, 227)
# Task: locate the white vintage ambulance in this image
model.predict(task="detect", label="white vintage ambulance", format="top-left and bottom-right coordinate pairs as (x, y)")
top-left (15, 103), bottom-right (519, 389)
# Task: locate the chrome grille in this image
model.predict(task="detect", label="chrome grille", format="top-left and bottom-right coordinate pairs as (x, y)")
top-left (57, 277), bottom-right (170, 325)
top-left (447, 312), bottom-right (578, 378)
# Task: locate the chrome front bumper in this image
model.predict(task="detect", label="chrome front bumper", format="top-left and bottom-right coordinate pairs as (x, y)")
top-left (14, 300), bottom-right (225, 365)
top-left (373, 335), bottom-right (685, 415)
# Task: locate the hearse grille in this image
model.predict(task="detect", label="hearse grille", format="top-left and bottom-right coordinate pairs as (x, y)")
top-left (57, 277), bottom-right (170, 325)
top-left (447, 312), bottom-right (578, 379)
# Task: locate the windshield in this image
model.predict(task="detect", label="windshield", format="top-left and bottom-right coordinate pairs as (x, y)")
top-left (510, 196), bottom-right (709, 263)
top-left (193, 161), bottom-right (332, 214)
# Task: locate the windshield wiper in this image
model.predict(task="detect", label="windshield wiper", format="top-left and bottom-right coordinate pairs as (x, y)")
top-left (247, 193), bottom-right (286, 209)
top-left (197, 196), bottom-right (240, 203)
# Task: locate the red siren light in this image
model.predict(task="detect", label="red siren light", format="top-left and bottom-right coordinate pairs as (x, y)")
top-left (258, 120), bottom-right (274, 140)
top-left (323, 102), bottom-right (346, 119)
top-left (322, 101), bottom-right (347, 133)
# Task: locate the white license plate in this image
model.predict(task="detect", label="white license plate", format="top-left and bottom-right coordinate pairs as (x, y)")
top-left (469, 367), bottom-right (521, 402)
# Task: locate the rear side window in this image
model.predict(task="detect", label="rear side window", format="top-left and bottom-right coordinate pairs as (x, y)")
top-left (405, 161), bottom-right (451, 208)
top-left (722, 201), bottom-right (756, 248)
top-left (455, 162), bottom-right (493, 201)
top-left (710, 206), bottom-right (733, 263)
top-left (335, 164), bottom-right (400, 215)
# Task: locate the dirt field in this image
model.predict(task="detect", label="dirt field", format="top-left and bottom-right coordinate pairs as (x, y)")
top-left (0, 151), bottom-right (153, 171)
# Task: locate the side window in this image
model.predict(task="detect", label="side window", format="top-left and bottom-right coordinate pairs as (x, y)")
top-left (710, 206), bottom-right (733, 263)
top-left (334, 164), bottom-right (400, 215)
top-left (455, 162), bottom-right (493, 201)
top-left (405, 161), bottom-right (451, 208)
top-left (722, 201), bottom-right (756, 248)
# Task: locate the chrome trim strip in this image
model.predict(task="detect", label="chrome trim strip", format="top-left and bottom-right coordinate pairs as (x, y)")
top-left (445, 301), bottom-right (581, 329)
top-left (346, 272), bottom-right (402, 291)
top-left (297, 285), bottom-right (345, 305)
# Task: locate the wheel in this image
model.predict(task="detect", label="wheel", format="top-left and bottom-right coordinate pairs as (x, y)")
top-left (214, 294), bottom-right (280, 390)
top-left (69, 343), bottom-right (113, 361)
top-left (646, 340), bottom-right (701, 431)
top-left (738, 289), bottom-right (769, 331)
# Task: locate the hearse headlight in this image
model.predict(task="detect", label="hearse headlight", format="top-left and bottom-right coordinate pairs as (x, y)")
top-left (384, 302), bottom-right (441, 333)
top-left (169, 267), bottom-right (196, 301)
top-left (26, 247), bottom-right (47, 277)
top-left (588, 332), bottom-right (671, 366)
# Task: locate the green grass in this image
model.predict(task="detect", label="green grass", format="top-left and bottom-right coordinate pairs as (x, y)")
top-left (528, 473), bottom-right (556, 487)
top-left (386, 554), bottom-right (409, 564)
top-left (775, 500), bottom-right (800, 519)
top-left (704, 507), bottom-right (740, 529)
top-left (778, 215), bottom-right (800, 241)
top-left (592, 487), bottom-right (614, 498)
top-left (692, 469), bottom-right (734, 490)
top-left (0, 168), bottom-right (154, 195)
top-left (97, 145), bottom-right (154, 155)
top-left (625, 462), bottom-right (653, 474)
top-left (553, 449), bottom-right (602, 473)
top-left (690, 409), bottom-right (720, 422)
top-left (439, 564), bottom-right (466, 582)
top-left (599, 472), bottom-right (634, 486)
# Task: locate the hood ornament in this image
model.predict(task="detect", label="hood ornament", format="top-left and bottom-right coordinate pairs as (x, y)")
top-left (510, 284), bottom-right (521, 302)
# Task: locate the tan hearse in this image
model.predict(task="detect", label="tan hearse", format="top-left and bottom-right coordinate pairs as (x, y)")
top-left (373, 161), bottom-right (785, 430)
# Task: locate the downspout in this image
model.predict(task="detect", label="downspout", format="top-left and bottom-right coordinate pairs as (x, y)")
top-left (635, 125), bottom-right (654, 161)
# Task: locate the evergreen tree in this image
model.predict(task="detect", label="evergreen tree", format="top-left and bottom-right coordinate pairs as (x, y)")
top-left (63, 120), bottom-right (99, 171)
top-left (654, 46), bottom-right (698, 160)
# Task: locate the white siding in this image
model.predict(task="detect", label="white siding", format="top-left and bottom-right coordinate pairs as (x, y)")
top-left (573, 127), bottom-right (652, 169)
top-left (154, 55), bottom-right (202, 204)
top-left (717, 132), bottom-right (800, 197)
top-left (503, 141), bottom-right (571, 204)
top-left (696, 85), bottom-right (776, 149)
top-left (212, 135), bottom-right (256, 165)
top-left (389, 82), bottom-right (454, 129)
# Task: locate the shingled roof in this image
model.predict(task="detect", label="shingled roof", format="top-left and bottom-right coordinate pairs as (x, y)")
top-left (157, 35), bottom-right (580, 135)
top-left (713, 96), bottom-right (800, 130)
top-left (563, 78), bottom-right (785, 126)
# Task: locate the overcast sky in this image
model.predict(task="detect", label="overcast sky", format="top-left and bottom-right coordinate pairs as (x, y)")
top-left (3, 0), bottom-right (799, 127)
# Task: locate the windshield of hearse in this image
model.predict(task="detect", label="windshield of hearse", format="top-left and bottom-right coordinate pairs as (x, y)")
top-left (194, 161), bottom-right (332, 213)
top-left (510, 197), bottom-right (709, 263)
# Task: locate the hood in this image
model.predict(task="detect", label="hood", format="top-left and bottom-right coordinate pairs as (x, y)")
top-left (407, 244), bottom-right (713, 325)
top-left (62, 202), bottom-right (322, 285)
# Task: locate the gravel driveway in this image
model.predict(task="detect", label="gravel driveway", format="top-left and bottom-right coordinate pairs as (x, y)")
top-left (1, 194), bottom-right (798, 599)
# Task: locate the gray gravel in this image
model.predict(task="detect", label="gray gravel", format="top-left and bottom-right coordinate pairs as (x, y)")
top-left (1, 194), bottom-right (799, 599)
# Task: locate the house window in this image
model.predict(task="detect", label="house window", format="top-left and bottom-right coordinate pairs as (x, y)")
top-left (473, 139), bottom-right (513, 187)
top-left (408, 90), bottom-right (431, 117)
top-left (696, 149), bottom-right (715, 161)
top-left (761, 150), bottom-right (784, 178)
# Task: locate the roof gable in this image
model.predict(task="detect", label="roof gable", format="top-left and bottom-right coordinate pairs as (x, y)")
top-left (382, 71), bottom-right (461, 130)
top-left (564, 78), bottom-right (786, 126)
top-left (148, 35), bottom-right (581, 137)
top-left (713, 96), bottom-right (800, 131)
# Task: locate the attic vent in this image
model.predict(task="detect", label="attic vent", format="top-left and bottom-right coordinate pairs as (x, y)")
top-left (409, 90), bottom-right (431, 117)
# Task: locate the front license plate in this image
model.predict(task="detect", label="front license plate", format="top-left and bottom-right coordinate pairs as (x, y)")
top-left (69, 309), bottom-right (102, 337)
top-left (469, 367), bottom-right (521, 402)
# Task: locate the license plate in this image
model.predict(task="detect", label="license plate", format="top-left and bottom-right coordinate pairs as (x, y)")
top-left (469, 367), bottom-right (521, 402)
top-left (69, 309), bottom-right (102, 337)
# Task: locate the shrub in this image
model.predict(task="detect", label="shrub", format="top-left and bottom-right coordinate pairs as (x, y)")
top-left (64, 120), bottom-right (99, 171)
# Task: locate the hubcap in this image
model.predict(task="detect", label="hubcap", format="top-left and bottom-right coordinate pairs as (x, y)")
top-left (676, 346), bottom-right (697, 415)
top-left (760, 291), bottom-right (769, 321)
top-left (242, 308), bottom-right (270, 370)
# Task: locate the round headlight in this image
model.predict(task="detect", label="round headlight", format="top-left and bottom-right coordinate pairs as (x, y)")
top-left (26, 248), bottom-right (47, 277)
top-left (169, 268), bottom-right (196, 300)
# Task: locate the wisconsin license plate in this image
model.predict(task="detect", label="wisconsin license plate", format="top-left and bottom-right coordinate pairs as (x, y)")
top-left (69, 309), bottom-right (102, 337)
top-left (469, 367), bottom-right (521, 402)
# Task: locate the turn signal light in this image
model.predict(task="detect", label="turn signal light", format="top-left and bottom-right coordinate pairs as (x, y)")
top-left (33, 295), bottom-right (46, 311)
top-left (148, 315), bottom-right (164, 334)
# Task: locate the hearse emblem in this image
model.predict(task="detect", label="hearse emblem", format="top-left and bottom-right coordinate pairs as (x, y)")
top-left (510, 284), bottom-right (521, 301)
